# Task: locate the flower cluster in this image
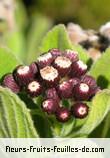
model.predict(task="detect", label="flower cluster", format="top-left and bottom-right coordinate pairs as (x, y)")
top-left (2, 49), bottom-right (100, 123)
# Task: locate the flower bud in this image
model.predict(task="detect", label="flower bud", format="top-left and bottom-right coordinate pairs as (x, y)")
top-left (29, 62), bottom-right (38, 76)
top-left (42, 99), bottom-right (59, 114)
top-left (13, 65), bottom-right (34, 87)
top-left (49, 48), bottom-right (62, 59)
top-left (26, 80), bottom-right (42, 97)
top-left (68, 77), bottom-right (80, 88)
top-left (70, 60), bottom-right (87, 77)
top-left (37, 53), bottom-right (53, 68)
top-left (40, 66), bottom-right (59, 87)
top-left (54, 56), bottom-right (72, 76)
top-left (74, 82), bottom-right (90, 100)
top-left (64, 49), bottom-right (79, 62)
top-left (81, 75), bottom-right (97, 87)
top-left (81, 75), bottom-right (99, 97)
top-left (45, 87), bottom-right (60, 103)
top-left (2, 74), bottom-right (20, 93)
top-left (56, 107), bottom-right (70, 122)
top-left (71, 102), bottom-right (89, 119)
top-left (57, 81), bottom-right (73, 98)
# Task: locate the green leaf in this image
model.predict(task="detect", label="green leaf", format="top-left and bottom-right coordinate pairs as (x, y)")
top-left (26, 15), bottom-right (52, 63)
top-left (89, 49), bottom-right (110, 137)
top-left (40, 24), bottom-right (73, 52)
top-left (101, 112), bottom-right (110, 137)
top-left (60, 118), bottom-right (75, 137)
top-left (4, 31), bottom-right (26, 61)
top-left (0, 86), bottom-right (38, 138)
top-left (89, 112), bottom-right (110, 138)
top-left (70, 89), bottom-right (110, 137)
top-left (0, 47), bottom-right (21, 79)
top-left (89, 48), bottom-right (110, 88)
top-left (72, 44), bottom-right (91, 64)
top-left (39, 24), bottom-right (90, 63)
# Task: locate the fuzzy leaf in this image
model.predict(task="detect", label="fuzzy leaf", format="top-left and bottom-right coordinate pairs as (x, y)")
top-left (70, 90), bottom-right (110, 137)
top-left (39, 24), bottom-right (90, 63)
top-left (0, 86), bottom-right (38, 138)
top-left (89, 49), bottom-right (110, 138)
top-left (89, 48), bottom-right (110, 89)
top-left (0, 47), bottom-right (21, 79)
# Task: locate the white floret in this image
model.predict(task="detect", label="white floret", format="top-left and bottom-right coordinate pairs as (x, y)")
top-left (77, 60), bottom-right (87, 70)
top-left (55, 56), bottom-right (72, 68)
top-left (40, 66), bottom-right (58, 81)
top-left (17, 66), bottom-right (30, 75)
top-left (28, 81), bottom-right (40, 92)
